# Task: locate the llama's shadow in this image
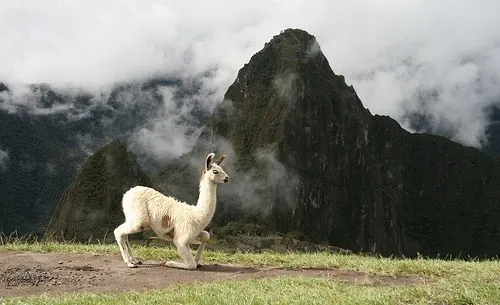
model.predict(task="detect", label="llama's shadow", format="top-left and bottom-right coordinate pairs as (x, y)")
top-left (197, 263), bottom-right (258, 274)
top-left (134, 262), bottom-right (258, 273)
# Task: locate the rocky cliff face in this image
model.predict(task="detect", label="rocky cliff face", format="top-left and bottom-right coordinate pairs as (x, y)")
top-left (158, 29), bottom-right (500, 257)
top-left (44, 140), bottom-right (152, 241)
top-left (485, 106), bottom-right (500, 155)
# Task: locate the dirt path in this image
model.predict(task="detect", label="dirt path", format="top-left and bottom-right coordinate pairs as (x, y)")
top-left (0, 251), bottom-right (422, 298)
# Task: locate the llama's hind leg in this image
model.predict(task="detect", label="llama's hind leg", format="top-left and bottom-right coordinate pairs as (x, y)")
top-left (165, 238), bottom-right (197, 270)
top-left (114, 223), bottom-right (130, 265)
top-left (114, 222), bottom-right (143, 268)
top-left (155, 233), bottom-right (200, 246)
top-left (194, 230), bottom-right (210, 265)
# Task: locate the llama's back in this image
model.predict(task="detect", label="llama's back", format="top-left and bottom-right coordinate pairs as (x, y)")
top-left (121, 186), bottom-right (161, 223)
top-left (121, 186), bottom-right (182, 223)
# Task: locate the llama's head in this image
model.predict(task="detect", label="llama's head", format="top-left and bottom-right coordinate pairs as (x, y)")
top-left (202, 153), bottom-right (230, 184)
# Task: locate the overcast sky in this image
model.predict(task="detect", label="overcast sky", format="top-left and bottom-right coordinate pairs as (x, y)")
top-left (1, 0), bottom-right (500, 149)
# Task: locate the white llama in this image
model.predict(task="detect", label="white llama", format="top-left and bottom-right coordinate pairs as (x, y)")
top-left (114, 153), bottom-right (230, 269)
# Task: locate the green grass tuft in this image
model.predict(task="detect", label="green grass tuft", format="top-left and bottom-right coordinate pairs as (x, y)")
top-left (2, 276), bottom-right (500, 305)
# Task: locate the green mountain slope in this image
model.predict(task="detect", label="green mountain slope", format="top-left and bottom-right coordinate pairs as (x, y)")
top-left (44, 140), bottom-right (152, 241)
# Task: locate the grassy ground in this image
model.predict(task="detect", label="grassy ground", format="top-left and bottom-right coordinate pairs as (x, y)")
top-left (1, 242), bottom-right (499, 304)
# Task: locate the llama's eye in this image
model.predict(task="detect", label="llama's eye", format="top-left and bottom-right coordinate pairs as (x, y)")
top-left (212, 170), bottom-right (219, 174)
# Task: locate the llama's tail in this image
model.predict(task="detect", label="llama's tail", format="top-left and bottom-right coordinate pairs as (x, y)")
top-left (121, 186), bottom-right (148, 219)
top-left (122, 188), bottom-right (136, 208)
top-left (120, 186), bottom-right (159, 225)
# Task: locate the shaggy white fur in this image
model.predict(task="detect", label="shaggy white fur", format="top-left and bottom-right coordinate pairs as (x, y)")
top-left (114, 153), bottom-right (230, 269)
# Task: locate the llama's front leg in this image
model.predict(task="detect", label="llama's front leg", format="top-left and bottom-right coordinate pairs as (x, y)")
top-left (194, 230), bottom-right (210, 265)
top-left (165, 240), bottom-right (197, 270)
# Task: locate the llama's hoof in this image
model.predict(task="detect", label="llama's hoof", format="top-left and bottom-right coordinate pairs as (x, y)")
top-left (132, 260), bottom-right (143, 265)
top-left (127, 262), bottom-right (138, 268)
top-left (165, 261), bottom-right (197, 270)
top-left (164, 261), bottom-right (178, 268)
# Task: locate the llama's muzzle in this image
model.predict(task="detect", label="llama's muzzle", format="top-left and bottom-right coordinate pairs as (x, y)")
top-left (224, 176), bottom-right (229, 183)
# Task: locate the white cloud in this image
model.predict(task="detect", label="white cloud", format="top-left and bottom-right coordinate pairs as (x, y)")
top-left (0, 83), bottom-right (109, 120)
top-left (208, 139), bottom-right (299, 217)
top-left (1, 0), bottom-right (500, 148)
top-left (129, 85), bottom-right (200, 161)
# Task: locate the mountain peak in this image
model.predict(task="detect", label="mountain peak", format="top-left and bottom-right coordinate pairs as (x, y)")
top-left (232, 28), bottom-right (328, 96)
top-left (264, 28), bottom-right (319, 57)
top-left (208, 29), bottom-right (369, 165)
top-left (0, 82), bottom-right (9, 93)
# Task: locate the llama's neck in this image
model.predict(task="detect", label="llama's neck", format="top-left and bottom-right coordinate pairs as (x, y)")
top-left (195, 178), bottom-right (217, 224)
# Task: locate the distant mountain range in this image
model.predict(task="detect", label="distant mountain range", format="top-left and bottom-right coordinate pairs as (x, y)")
top-left (1, 29), bottom-right (499, 258)
top-left (0, 77), bottom-right (211, 234)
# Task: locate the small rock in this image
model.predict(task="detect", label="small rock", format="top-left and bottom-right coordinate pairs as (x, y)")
top-left (58, 261), bottom-right (63, 264)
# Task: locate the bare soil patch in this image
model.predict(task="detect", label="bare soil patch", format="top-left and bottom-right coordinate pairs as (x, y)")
top-left (0, 251), bottom-right (422, 298)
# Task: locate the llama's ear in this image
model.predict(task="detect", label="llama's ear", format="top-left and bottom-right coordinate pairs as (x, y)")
top-left (205, 153), bottom-right (215, 170)
top-left (215, 154), bottom-right (226, 165)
